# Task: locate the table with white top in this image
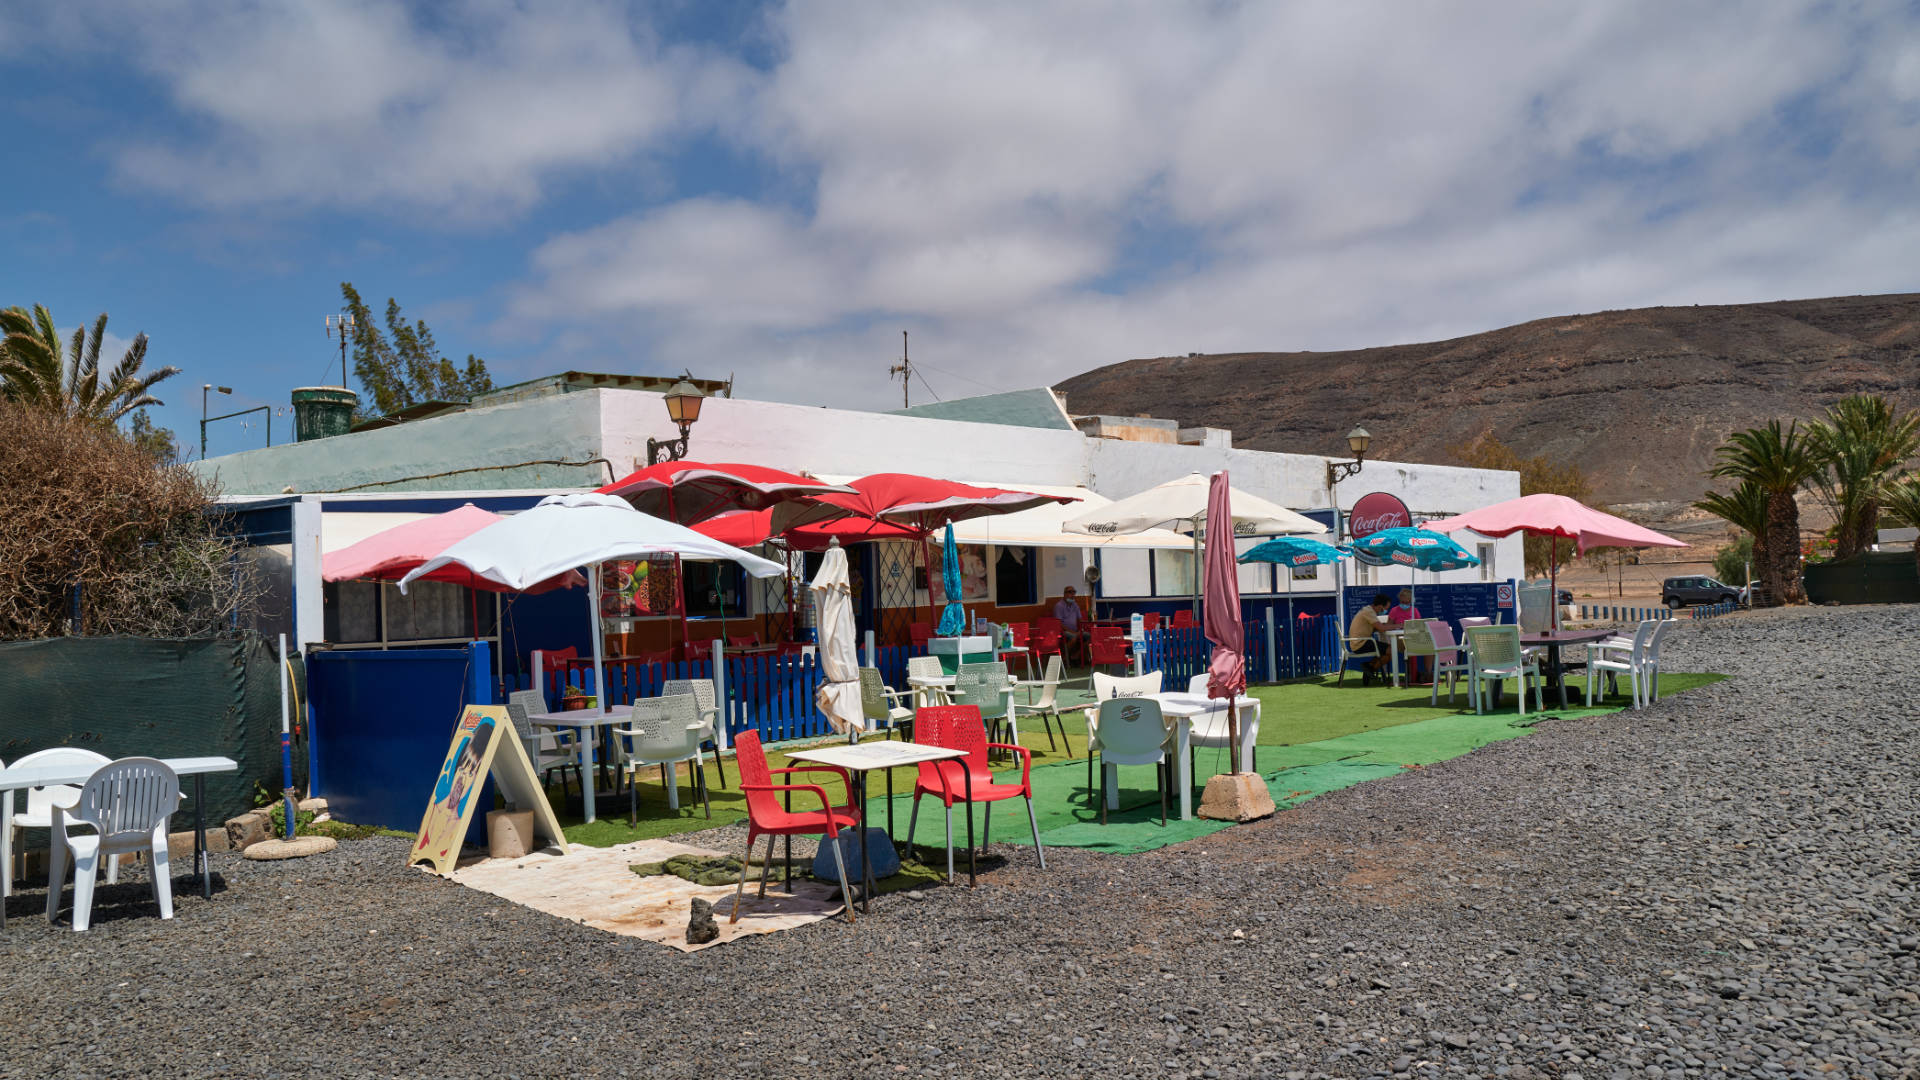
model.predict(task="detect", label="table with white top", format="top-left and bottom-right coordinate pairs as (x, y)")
top-left (1092, 694), bottom-right (1259, 821)
top-left (528, 708), bottom-right (635, 824)
top-left (0, 755), bottom-right (237, 929)
top-left (785, 741), bottom-right (973, 911)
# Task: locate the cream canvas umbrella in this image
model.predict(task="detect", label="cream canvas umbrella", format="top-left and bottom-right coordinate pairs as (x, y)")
top-left (1064, 472), bottom-right (1326, 617)
top-left (809, 543), bottom-right (863, 740)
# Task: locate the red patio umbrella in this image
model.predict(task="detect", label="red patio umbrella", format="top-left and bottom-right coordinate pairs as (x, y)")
top-left (597, 462), bottom-right (856, 651)
top-left (694, 508), bottom-right (919, 551)
top-left (1425, 493), bottom-right (1687, 627)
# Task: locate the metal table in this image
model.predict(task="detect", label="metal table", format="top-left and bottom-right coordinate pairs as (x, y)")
top-left (784, 741), bottom-right (972, 913)
top-left (1521, 628), bottom-right (1616, 708)
top-left (1091, 693), bottom-right (1259, 821)
top-left (528, 707), bottom-right (634, 824)
top-left (0, 755), bottom-right (237, 929)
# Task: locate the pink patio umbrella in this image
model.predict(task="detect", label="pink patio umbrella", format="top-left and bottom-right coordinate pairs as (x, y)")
top-left (1203, 471), bottom-right (1247, 772)
top-left (322, 503), bottom-right (585, 594)
top-left (1425, 493), bottom-right (1686, 627)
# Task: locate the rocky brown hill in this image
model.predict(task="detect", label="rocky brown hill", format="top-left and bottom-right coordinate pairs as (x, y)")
top-left (1055, 293), bottom-right (1920, 508)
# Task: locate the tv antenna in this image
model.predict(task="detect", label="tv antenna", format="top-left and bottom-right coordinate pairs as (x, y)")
top-left (324, 310), bottom-right (356, 388)
top-left (889, 330), bottom-right (911, 408)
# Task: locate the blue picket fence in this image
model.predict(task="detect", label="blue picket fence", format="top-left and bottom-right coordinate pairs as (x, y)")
top-left (1690, 601), bottom-right (1737, 620)
top-left (1577, 605), bottom-right (1677, 623)
top-left (1136, 613), bottom-right (1336, 684)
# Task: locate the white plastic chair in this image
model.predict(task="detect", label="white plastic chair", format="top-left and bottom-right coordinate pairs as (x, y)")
top-left (1641, 620), bottom-right (1676, 704)
top-left (662, 677), bottom-right (728, 787)
top-left (1458, 617), bottom-right (1492, 630)
top-left (1403, 620), bottom-right (1471, 706)
top-left (952, 663), bottom-right (1018, 748)
top-left (506, 691), bottom-right (582, 800)
top-left (1588, 620), bottom-right (1658, 709)
top-left (1184, 673), bottom-right (1261, 775)
top-left (6, 747), bottom-right (116, 900)
top-left (1022, 653), bottom-right (1081, 752)
top-left (1518, 583), bottom-right (1555, 633)
top-left (1085, 671), bottom-right (1162, 802)
top-left (614, 695), bottom-right (710, 821)
top-left (0, 756), bottom-right (7, 900)
top-left (859, 667), bottom-right (916, 739)
top-left (1465, 625), bottom-right (1542, 716)
top-left (1092, 698), bottom-right (1173, 825)
top-left (1336, 630), bottom-right (1381, 685)
top-left (906, 656), bottom-right (949, 707)
top-left (46, 758), bottom-right (181, 932)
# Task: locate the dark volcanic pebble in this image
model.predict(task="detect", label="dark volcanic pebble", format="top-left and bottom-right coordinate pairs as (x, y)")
top-left (3, 605), bottom-right (1915, 1078)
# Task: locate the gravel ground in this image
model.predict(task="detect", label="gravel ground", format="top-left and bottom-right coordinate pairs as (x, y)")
top-left (3, 605), bottom-right (1915, 1080)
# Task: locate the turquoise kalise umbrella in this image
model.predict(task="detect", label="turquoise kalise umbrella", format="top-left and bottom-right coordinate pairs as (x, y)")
top-left (1239, 536), bottom-right (1352, 674)
top-left (1346, 526), bottom-right (1479, 618)
top-left (936, 522), bottom-right (967, 636)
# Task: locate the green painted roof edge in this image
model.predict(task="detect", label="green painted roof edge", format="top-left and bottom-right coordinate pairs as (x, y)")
top-left (887, 387), bottom-right (1076, 431)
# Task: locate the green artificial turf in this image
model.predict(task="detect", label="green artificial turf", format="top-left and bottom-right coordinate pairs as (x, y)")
top-left (552, 670), bottom-right (1727, 855)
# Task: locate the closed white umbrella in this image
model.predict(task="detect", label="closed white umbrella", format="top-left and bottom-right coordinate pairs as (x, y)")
top-left (809, 543), bottom-right (863, 739)
top-left (400, 492), bottom-right (784, 756)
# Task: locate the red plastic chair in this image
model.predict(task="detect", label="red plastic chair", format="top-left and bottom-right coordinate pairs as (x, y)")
top-left (728, 730), bottom-right (859, 924)
top-left (1088, 626), bottom-right (1131, 674)
top-left (905, 705), bottom-right (1046, 878)
top-left (1140, 612), bottom-right (1161, 632)
top-left (727, 634), bottom-right (760, 649)
top-left (1170, 609), bottom-right (1196, 629)
top-left (909, 622), bottom-right (933, 649)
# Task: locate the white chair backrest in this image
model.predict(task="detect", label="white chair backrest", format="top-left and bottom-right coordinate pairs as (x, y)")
top-left (1428, 620), bottom-right (1460, 657)
top-left (661, 678), bottom-right (718, 736)
top-left (952, 667), bottom-right (1010, 719)
top-left (1095, 698), bottom-right (1167, 759)
top-left (906, 656), bottom-right (944, 681)
top-left (1186, 673), bottom-right (1209, 695)
top-left (1517, 584), bottom-right (1553, 633)
top-left (1030, 653), bottom-right (1066, 708)
top-left (13, 747), bottom-right (112, 822)
top-left (1466, 625), bottom-right (1522, 668)
top-left (1458, 617), bottom-right (1491, 629)
top-left (628, 695), bottom-right (703, 759)
top-left (67, 758), bottom-right (179, 843)
top-left (505, 690), bottom-right (545, 740)
top-left (1093, 670), bottom-right (1162, 701)
top-left (1625, 619), bottom-right (1659, 662)
top-left (1400, 619), bottom-right (1437, 657)
top-left (1645, 618), bottom-right (1675, 660)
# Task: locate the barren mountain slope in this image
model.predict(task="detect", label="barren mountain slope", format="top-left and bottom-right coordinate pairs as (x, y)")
top-left (1055, 293), bottom-right (1920, 507)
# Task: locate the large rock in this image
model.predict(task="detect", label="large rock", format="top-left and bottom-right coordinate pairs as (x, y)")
top-left (812, 828), bottom-right (901, 883)
top-left (1197, 772), bottom-right (1276, 822)
top-left (686, 898), bottom-right (719, 945)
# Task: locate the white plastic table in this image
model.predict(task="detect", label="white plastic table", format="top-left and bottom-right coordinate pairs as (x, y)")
top-left (1113, 693), bottom-right (1259, 821)
top-left (0, 755), bottom-right (237, 929)
top-left (528, 708), bottom-right (632, 824)
top-left (785, 741), bottom-right (972, 910)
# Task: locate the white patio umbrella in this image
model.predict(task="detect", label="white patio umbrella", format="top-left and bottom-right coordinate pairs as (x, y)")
top-left (809, 542), bottom-right (863, 741)
top-left (1064, 472), bottom-right (1327, 617)
top-left (400, 493), bottom-right (784, 719)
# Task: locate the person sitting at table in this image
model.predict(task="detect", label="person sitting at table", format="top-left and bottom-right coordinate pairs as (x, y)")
top-left (1387, 587), bottom-right (1425, 682)
top-left (1053, 586), bottom-right (1088, 665)
top-left (1346, 594), bottom-right (1393, 685)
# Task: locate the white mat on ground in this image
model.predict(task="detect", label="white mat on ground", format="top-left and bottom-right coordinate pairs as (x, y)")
top-left (446, 838), bottom-right (844, 952)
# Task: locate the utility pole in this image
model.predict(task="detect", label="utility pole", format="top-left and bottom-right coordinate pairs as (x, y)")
top-left (324, 310), bottom-right (356, 388)
top-left (889, 330), bottom-right (911, 408)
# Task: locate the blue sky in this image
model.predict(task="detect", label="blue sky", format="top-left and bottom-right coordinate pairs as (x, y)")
top-left (3, 1), bottom-right (1916, 459)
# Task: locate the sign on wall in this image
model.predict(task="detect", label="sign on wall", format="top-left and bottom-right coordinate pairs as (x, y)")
top-left (1347, 492), bottom-right (1412, 566)
top-left (408, 704), bottom-right (567, 875)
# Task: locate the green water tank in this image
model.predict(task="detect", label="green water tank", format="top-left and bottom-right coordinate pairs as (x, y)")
top-left (291, 387), bottom-right (359, 442)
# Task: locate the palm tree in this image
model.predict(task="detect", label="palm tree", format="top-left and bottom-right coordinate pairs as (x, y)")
top-left (1693, 479), bottom-right (1770, 589)
top-left (1709, 420), bottom-right (1821, 604)
top-left (1808, 394), bottom-right (1920, 559)
top-left (0, 304), bottom-right (180, 425)
top-left (1880, 475), bottom-right (1920, 582)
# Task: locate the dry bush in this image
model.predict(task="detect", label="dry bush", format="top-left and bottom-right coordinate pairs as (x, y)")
top-left (0, 402), bottom-right (257, 639)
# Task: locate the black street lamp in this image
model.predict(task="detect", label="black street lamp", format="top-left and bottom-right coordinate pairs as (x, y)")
top-left (1325, 425), bottom-right (1371, 487)
top-left (200, 384), bottom-right (232, 459)
top-left (645, 379), bottom-right (708, 465)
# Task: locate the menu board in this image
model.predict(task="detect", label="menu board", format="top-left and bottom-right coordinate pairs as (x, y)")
top-left (1342, 581), bottom-right (1506, 637)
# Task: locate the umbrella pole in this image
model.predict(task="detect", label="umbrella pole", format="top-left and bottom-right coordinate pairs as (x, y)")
top-left (1191, 526), bottom-right (1202, 623)
top-left (1286, 573), bottom-right (1295, 680)
top-left (1550, 538), bottom-right (1560, 631)
top-left (589, 564), bottom-right (608, 714)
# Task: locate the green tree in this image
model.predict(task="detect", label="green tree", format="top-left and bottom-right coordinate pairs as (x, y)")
top-left (1693, 479), bottom-right (1770, 595)
top-left (1708, 420), bottom-right (1821, 605)
top-left (1879, 474), bottom-right (1920, 582)
top-left (340, 283), bottom-right (492, 416)
top-left (0, 304), bottom-right (180, 424)
top-left (1450, 432), bottom-right (1593, 576)
top-left (1807, 393), bottom-right (1920, 560)
top-left (1712, 534), bottom-right (1753, 590)
top-left (127, 409), bottom-right (179, 465)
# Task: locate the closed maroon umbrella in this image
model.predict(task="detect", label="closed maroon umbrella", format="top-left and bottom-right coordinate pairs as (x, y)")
top-left (1203, 471), bottom-right (1246, 771)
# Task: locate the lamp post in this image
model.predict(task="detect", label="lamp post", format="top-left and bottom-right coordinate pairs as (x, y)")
top-left (645, 378), bottom-right (707, 465)
top-left (1324, 426), bottom-right (1372, 491)
top-left (1325, 425), bottom-right (1370, 638)
top-left (200, 384), bottom-right (233, 459)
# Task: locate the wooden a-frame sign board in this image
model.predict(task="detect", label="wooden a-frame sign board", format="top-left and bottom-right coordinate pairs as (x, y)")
top-left (408, 704), bottom-right (568, 875)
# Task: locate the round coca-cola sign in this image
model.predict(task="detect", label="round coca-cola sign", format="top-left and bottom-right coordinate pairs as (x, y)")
top-left (1347, 492), bottom-right (1411, 540)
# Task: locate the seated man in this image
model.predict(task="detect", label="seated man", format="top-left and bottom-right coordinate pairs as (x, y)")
top-left (1053, 586), bottom-right (1089, 665)
top-left (1346, 593), bottom-right (1393, 685)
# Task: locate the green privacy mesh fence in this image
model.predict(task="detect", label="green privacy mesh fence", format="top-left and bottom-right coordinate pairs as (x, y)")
top-left (0, 633), bottom-right (302, 826)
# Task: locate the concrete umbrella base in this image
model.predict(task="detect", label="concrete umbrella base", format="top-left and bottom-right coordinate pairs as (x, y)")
top-left (243, 836), bottom-right (339, 860)
top-left (1196, 773), bottom-right (1276, 822)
